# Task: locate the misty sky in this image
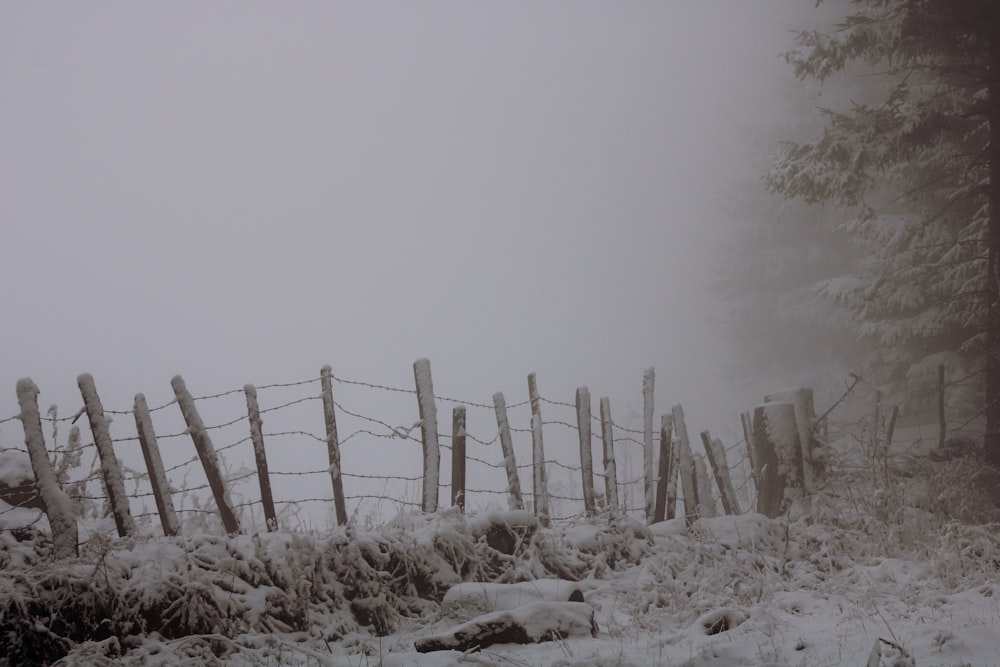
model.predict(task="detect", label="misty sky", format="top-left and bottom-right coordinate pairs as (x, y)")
top-left (1, 3), bottom-right (811, 461)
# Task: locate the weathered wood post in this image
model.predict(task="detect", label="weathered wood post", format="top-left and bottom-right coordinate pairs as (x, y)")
top-left (78, 373), bottom-right (135, 537)
top-left (642, 367), bottom-right (655, 523)
top-left (599, 397), bottom-right (620, 514)
top-left (17, 379), bottom-right (78, 558)
top-left (752, 401), bottom-right (804, 518)
top-left (171, 375), bottom-right (241, 535)
top-left (134, 393), bottom-right (180, 537)
top-left (320, 366), bottom-right (349, 526)
top-left (653, 413), bottom-right (674, 523)
top-left (701, 431), bottom-right (740, 515)
top-left (765, 388), bottom-right (817, 494)
top-left (938, 364), bottom-right (947, 449)
top-left (740, 410), bottom-right (758, 496)
top-left (575, 387), bottom-right (596, 516)
top-left (244, 384), bottom-right (277, 531)
top-left (693, 453), bottom-right (717, 518)
top-left (492, 392), bottom-right (524, 511)
top-left (413, 358), bottom-right (441, 513)
top-left (527, 373), bottom-right (550, 526)
top-left (451, 405), bottom-right (466, 511)
top-left (671, 404), bottom-right (698, 524)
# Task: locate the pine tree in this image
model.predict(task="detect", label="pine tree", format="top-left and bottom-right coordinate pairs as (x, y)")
top-left (765, 0), bottom-right (1000, 463)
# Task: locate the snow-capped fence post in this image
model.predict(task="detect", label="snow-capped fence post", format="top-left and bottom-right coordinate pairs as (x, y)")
top-left (599, 397), bottom-right (620, 514)
top-left (133, 393), bottom-right (180, 537)
top-left (671, 404), bottom-right (699, 524)
top-left (17, 378), bottom-right (78, 558)
top-left (693, 454), bottom-right (717, 517)
top-left (78, 373), bottom-right (135, 537)
top-left (451, 405), bottom-right (466, 511)
top-left (575, 386), bottom-right (596, 516)
top-left (244, 384), bottom-right (277, 531)
top-left (492, 392), bottom-right (523, 511)
top-left (527, 373), bottom-right (550, 526)
top-left (642, 367), bottom-right (655, 523)
top-left (171, 375), bottom-right (241, 535)
top-left (413, 358), bottom-right (440, 513)
top-left (739, 411), bottom-right (758, 495)
top-left (751, 402), bottom-right (804, 518)
top-left (653, 412), bottom-right (674, 523)
top-left (765, 388), bottom-right (817, 495)
top-left (320, 365), bottom-right (348, 526)
top-left (701, 431), bottom-right (740, 515)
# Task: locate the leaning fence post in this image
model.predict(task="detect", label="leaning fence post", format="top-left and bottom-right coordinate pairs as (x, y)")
top-left (752, 401), bottom-right (804, 518)
top-left (701, 431), bottom-right (740, 515)
top-left (17, 378), bottom-right (78, 558)
top-left (527, 373), bottom-right (550, 526)
top-left (653, 412), bottom-right (674, 523)
top-left (171, 375), bottom-right (241, 535)
top-left (642, 368), bottom-right (655, 523)
top-left (599, 397), bottom-right (620, 514)
top-left (740, 410), bottom-right (758, 495)
top-left (765, 387), bottom-right (817, 494)
top-left (244, 384), bottom-right (277, 531)
top-left (134, 393), bottom-right (180, 537)
top-left (671, 404), bottom-right (698, 524)
top-left (492, 392), bottom-right (523, 511)
top-left (451, 405), bottom-right (467, 511)
top-left (575, 387), bottom-right (596, 516)
top-left (320, 366), bottom-right (348, 526)
top-left (78, 373), bottom-right (135, 537)
top-left (413, 358), bottom-right (440, 513)
top-left (693, 453), bottom-right (717, 517)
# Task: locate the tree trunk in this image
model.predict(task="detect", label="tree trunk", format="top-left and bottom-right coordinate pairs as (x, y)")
top-left (986, 16), bottom-right (1000, 467)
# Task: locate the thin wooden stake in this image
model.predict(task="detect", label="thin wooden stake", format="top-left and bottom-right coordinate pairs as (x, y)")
top-left (78, 373), bottom-right (135, 537)
top-left (244, 384), bottom-right (277, 531)
top-left (413, 358), bottom-right (441, 513)
top-left (451, 405), bottom-right (467, 511)
top-left (653, 413), bottom-right (674, 523)
top-left (575, 387), bottom-right (596, 516)
top-left (320, 365), bottom-right (348, 526)
top-left (527, 373), bottom-right (550, 526)
top-left (642, 367), bottom-right (655, 523)
top-left (171, 375), bottom-right (241, 535)
top-left (493, 392), bottom-right (523, 511)
top-left (938, 364), bottom-right (947, 449)
top-left (701, 431), bottom-right (740, 515)
top-left (740, 410), bottom-right (758, 494)
top-left (672, 404), bottom-right (698, 524)
top-left (134, 393), bottom-right (180, 537)
top-left (17, 378), bottom-right (78, 558)
top-left (599, 397), bottom-right (620, 514)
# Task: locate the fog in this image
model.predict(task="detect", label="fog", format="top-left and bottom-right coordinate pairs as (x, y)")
top-left (1, 2), bottom-right (813, 522)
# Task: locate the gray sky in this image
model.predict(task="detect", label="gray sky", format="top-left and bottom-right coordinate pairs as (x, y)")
top-left (1, 2), bottom-right (809, 513)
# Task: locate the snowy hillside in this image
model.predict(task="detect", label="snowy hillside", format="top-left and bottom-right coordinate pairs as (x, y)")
top-left (2, 481), bottom-right (998, 666)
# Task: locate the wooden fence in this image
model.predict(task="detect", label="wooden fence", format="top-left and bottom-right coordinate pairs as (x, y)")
top-left (1, 359), bottom-right (777, 559)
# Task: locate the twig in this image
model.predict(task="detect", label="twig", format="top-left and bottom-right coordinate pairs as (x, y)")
top-left (814, 374), bottom-right (863, 426)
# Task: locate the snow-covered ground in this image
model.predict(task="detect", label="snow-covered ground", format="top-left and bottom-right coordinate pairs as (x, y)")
top-left (2, 493), bottom-right (998, 666)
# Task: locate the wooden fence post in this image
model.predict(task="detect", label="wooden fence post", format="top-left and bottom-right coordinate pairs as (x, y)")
top-left (320, 365), bottom-right (348, 526)
top-left (492, 392), bottom-right (523, 511)
top-left (244, 384), bottom-right (277, 531)
top-left (752, 401), bottom-right (804, 518)
top-left (575, 387), bottom-right (596, 516)
top-left (17, 378), bottom-right (78, 558)
top-left (413, 358), bottom-right (441, 513)
top-left (653, 413), bottom-right (674, 523)
top-left (599, 397), bottom-right (620, 514)
top-left (78, 373), bottom-right (135, 537)
top-left (763, 388), bottom-right (817, 494)
top-left (938, 364), bottom-right (946, 449)
top-left (451, 405), bottom-right (466, 511)
top-left (134, 393), bottom-right (180, 537)
top-left (701, 431), bottom-right (740, 515)
top-left (527, 373), bottom-right (550, 526)
top-left (642, 367), bottom-right (655, 523)
top-left (171, 375), bottom-right (241, 535)
top-left (693, 453), bottom-right (717, 517)
top-left (740, 410), bottom-right (758, 495)
top-left (671, 404), bottom-right (698, 524)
